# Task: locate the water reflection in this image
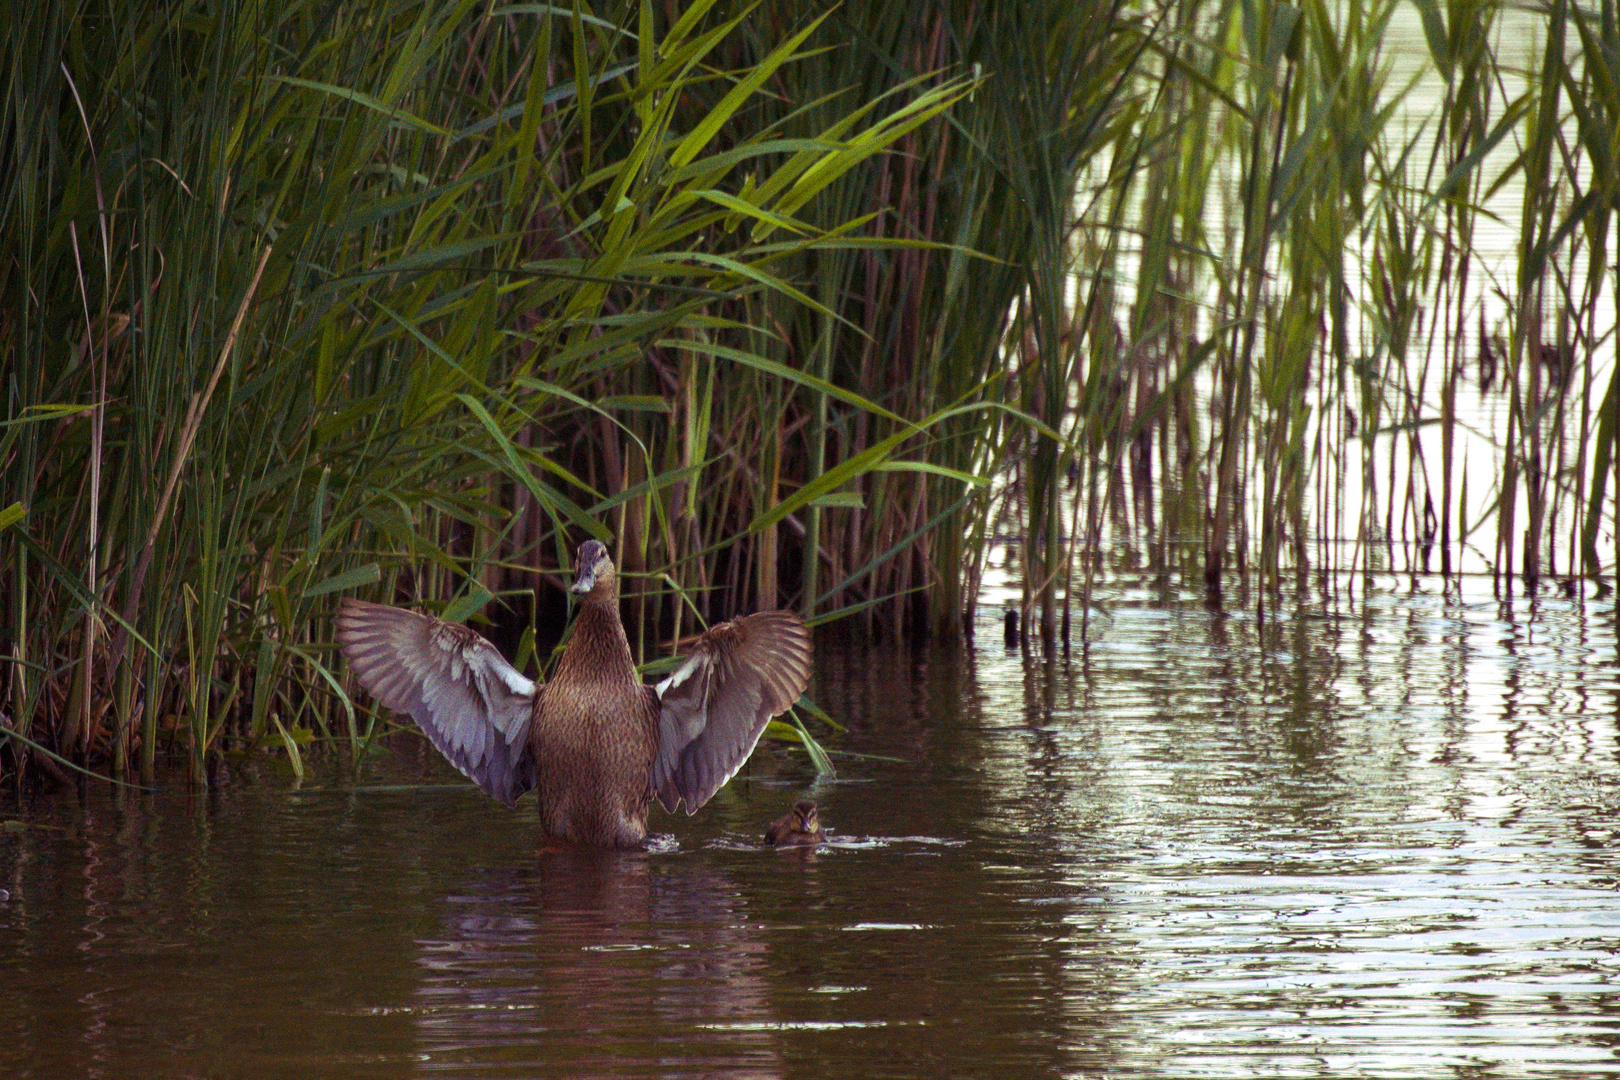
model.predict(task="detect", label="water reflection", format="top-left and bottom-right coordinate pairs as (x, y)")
top-left (3, 577), bottom-right (1620, 1077)
top-left (411, 853), bottom-right (780, 1078)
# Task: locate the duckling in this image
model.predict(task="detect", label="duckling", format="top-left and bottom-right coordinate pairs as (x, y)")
top-left (764, 800), bottom-right (825, 847)
top-left (336, 539), bottom-right (812, 848)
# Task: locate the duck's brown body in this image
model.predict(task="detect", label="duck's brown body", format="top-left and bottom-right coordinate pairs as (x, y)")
top-left (532, 600), bottom-right (659, 847)
top-left (335, 539), bottom-right (813, 850)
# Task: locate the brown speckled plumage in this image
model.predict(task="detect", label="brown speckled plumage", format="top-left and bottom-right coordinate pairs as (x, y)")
top-left (530, 567), bottom-right (660, 847)
top-left (335, 539), bottom-right (812, 849)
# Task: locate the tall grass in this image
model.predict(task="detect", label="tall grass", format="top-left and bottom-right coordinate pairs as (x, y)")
top-left (1038, 0), bottom-right (1614, 626)
top-left (0, 0), bottom-right (978, 783)
top-left (3, 0), bottom-right (1616, 787)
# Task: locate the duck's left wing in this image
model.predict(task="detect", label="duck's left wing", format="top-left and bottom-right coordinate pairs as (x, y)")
top-left (335, 598), bottom-right (538, 806)
top-left (650, 610), bottom-right (812, 814)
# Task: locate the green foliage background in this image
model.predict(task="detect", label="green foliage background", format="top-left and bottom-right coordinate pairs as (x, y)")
top-left (3, 0), bottom-right (1615, 784)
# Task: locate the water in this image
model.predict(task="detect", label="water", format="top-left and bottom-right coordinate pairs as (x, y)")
top-left (5, 578), bottom-right (1620, 1078)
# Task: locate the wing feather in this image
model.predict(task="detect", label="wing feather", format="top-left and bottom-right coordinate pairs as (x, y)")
top-left (335, 598), bottom-right (538, 806)
top-left (650, 610), bottom-right (813, 814)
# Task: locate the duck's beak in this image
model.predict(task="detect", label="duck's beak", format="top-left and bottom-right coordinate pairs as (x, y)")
top-left (570, 560), bottom-right (596, 595)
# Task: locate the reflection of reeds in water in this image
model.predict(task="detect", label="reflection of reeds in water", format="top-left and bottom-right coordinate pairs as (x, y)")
top-left (3, 0), bottom-right (1616, 785)
top-left (413, 856), bottom-right (779, 1078)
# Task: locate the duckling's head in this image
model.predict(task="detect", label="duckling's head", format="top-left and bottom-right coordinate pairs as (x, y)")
top-left (570, 539), bottom-right (617, 600)
top-left (793, 800), bottom-right (819, 832)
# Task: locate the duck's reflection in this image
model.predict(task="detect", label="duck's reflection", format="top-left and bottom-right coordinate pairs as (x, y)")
top-left (412, 848), bottom-right (780, 1079)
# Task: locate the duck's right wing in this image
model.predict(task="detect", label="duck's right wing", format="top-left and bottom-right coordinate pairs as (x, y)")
top-left (335, 598), bottom-right (538, 806)
top-left (650, 610), bottom-right (812, 815)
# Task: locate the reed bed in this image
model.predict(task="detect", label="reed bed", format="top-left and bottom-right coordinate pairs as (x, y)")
top-left (2, 0), bottom-right (1615, 786)
top-left (1008, 0), bottom-right (1618, 631)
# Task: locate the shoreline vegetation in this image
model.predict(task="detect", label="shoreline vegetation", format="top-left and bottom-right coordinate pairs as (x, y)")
top-left (3, 0), bottom-right (1615, 786)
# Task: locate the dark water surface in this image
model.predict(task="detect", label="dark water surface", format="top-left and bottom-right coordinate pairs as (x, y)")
top-left (5, 579), bottom-right (1620, 1078)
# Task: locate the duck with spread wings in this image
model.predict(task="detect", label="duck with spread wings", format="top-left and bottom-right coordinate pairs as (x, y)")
top-left (335, 540), bottom-right (813, 848)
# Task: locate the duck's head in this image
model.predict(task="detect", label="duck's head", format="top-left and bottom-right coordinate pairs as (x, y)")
top-left (570, 539), bottom-right (617, 600)
top-left (793, 800), bottom-right (819, 832)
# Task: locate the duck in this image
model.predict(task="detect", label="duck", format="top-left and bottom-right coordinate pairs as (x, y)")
top-left (764, 799), bottom-right (825, 847)
top-left (335, 539), bottom-right (813, 848)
